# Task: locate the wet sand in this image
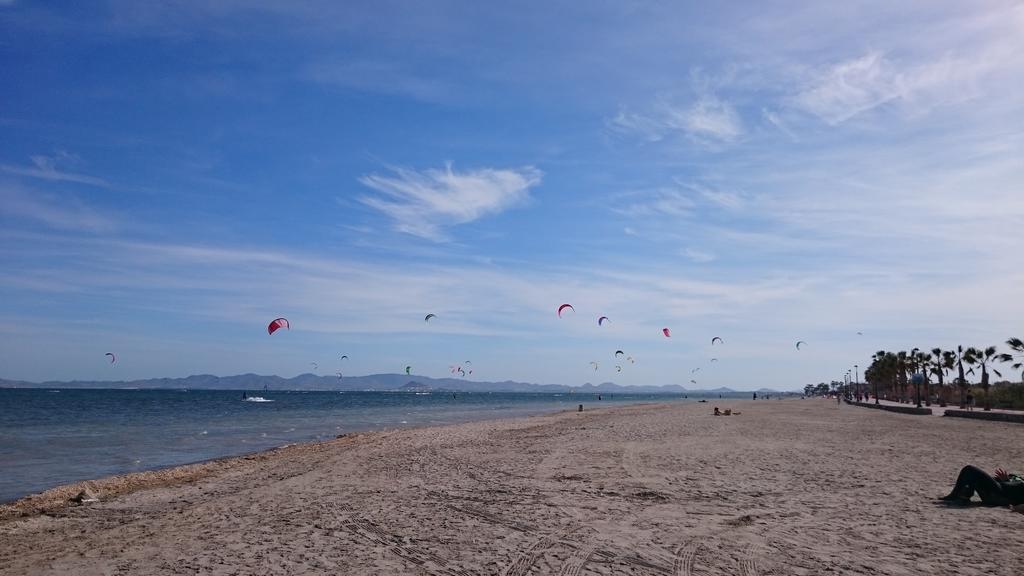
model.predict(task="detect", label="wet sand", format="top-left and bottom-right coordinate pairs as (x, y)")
top-left (2, 399), bottom-right (1023, 575)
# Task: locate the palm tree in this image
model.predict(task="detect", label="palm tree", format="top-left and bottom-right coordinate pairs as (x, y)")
top-left (965, 346), bottom-right (1002, 411)
top-left (997, 338), bottom-right (1024, 383)
top-left (951, 345), bottom-right (970, 408)
top-left (868, 352), bottom-right (889, 404)
top-left (869, 350), bottom-right (899, 404)
top-left (912, 349), bottom-right (932, 406)
top-left (896, 351), bottom-right (910, 402)
top-left (930, 349), bottom-right (954, 406)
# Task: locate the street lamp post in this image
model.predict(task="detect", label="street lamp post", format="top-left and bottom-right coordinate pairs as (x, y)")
top-left (854, 365), bottom-right (859, 400)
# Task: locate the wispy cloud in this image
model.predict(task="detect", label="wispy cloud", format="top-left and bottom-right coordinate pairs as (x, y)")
top-left (761, 108), bottom-right (799, 141)
top-left (307, 59), bottom-right (452, 102)
top-left (606, 108), bottom-right (667, 142)
top-left (689, 183), bottom-right (745, 210)
top-left (682, 247), bottom-right (716, 263)
top-left (0, 183), bottom-right (118, 232)
top-left (608, 95), bottom-right (743, 146)
top-left (614, 188), bottom-right (695, 218)
top-left (357, 164), bottom-right (541, 241)
top-left (0, 153), bottom-right (109, 187)
top-left (670, 96), bottom-right (743, 143)
top-left (792, 50), bottom-right (987, 125)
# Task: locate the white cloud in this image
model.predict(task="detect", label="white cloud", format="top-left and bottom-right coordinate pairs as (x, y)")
top-left (761, 108), bottom-right (799, 141)
top-left (792, 50), bottom-right (989, 125)
top-left (307, 60), bottom-right (451, 102)
top-left (0, 183), bottom-right (118, 232)
top-left (0, 154), bottom-right (109, 187)
top-left (615, 188), bottom-right (695, 218)
top-left (357, 164), bottom-right (541, 241)
top-left (683, 248), bottom-right (716, 263)
top-left (793, 52), bottom-right (897, 124)
top-left (608, 96), bottom-right (743, 146)
top-left (606, 108), bottom-right (666, 142)
top-left (669, 96), bottom-right (743, 143)
top-left (692, 184), bottom-right (745, 210)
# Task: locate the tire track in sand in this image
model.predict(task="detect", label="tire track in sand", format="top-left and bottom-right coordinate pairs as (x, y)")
top-left (673, 539), bottom-right (701, 576)
top-left (739, 543), bottom-right (759, 576)
top-left (500, 532), bottom-right (561, 576)
top-left (501, 527), bottom-right (582, 576)
top-left (342, 517), bottom-right (472, 576)
top-left (557, 544), bottom-right (595, 576)
top-left (672, 538), bottom-right (762, 576)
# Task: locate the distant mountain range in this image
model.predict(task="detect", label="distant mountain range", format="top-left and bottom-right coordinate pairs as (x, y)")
top-left (0, 373), bottom-right (796, 396)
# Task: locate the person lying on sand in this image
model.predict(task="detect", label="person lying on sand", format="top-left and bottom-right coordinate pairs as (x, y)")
top-left (939, 465), bottom-right (1024, 507)
top-left (712, 407), bottom-right (740, 416)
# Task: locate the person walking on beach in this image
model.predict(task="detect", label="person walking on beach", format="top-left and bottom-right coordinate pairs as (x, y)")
top-left (940, 465), bottom-right (1024, 506)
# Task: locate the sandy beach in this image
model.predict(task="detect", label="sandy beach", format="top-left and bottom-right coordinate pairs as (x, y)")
top-left (3, 399), bottom-right (1023, 575)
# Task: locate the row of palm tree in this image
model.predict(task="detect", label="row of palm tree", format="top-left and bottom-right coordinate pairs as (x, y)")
top-left (861, 338), bottom-right (1024, 410)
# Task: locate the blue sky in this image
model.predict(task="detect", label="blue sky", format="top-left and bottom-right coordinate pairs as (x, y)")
top-left (2, 1), bottom-right (1023, 389)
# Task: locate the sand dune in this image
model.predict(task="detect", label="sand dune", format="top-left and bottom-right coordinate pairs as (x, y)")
top-left (3, 399), bottom-right (1023, 575)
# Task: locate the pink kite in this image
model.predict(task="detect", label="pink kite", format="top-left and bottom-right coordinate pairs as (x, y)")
top-left (662, 328), bottom-right (671, 337)
top-left (598, 316), bottom-right (609, 326)
top-left (267, 317), bottom-right (290, 335)
top-left (557, 304), bottom-right (575, 318)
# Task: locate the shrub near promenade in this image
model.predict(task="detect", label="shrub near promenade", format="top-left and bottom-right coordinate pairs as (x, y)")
top-left (983, 383), bottom-right (1024, 411)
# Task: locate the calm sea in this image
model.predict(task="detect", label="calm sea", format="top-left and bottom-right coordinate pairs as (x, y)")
top-left (0, 388), bottom-right (686, 503)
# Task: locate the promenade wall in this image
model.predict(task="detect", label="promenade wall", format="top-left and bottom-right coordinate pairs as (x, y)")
top-left (846, 400), bottom-right (933, 416)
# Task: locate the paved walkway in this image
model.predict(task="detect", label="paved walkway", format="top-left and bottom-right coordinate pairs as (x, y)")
top-left (860, 397), bottom-right (1023, 417)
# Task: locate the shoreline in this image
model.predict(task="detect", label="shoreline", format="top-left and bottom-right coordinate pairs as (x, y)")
top-left (3, 399), bottom-right (1023, 575)
top-left (0, 402), bottom-right (640, 521)
top-left (0, 389), bottom-right (667, 506)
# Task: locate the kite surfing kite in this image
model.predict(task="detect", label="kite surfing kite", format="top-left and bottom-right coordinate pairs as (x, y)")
top-left (691, 367), bottom-right (701, 374)
top-left (614, 350), bottom-right (624, 358)
top-left (267, 317), bottom-right (289, 335)
top-left (340, 355), bottom-right (348, 361)
top-left (424, 314), bottom-right (436, 323)
top-left (598, 316), bottom-right (610, 326)
top-left (105, 352), bottom-right (116, 364)
top-left (557, 304), bottom-right (574, 318)
top-left (336, 372), bottom-right (343, 380)
top-left (457, 367), bottom-right (465, 377)
top-left (310, 362), bottom-right (318, 371)
top-left (616, 365), bottom-right (622, 372)
top-left (711, 358), bottom-right (719, 362)
top-left (711, 337), bottom-right (723, 345)
top-left (796, 341), bottom-right (806, 350)
top-left (690, 379), bottom-right (697, 384)
top-left (590, 361), bottom-right (599, 371)
top-left (405, 365), bottom-right (412, 375)
top-left (627, 356), bottom-right (635, 364)
top-left (662, 328), bottom-right (671, 338)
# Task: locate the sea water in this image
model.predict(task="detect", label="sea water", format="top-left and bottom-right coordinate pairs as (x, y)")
top-left (0, 388), bottom-right (686, 503)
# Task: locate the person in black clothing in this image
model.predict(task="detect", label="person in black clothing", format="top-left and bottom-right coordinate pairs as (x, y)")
top-left (939, 465), bottom-right (1024, 507)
